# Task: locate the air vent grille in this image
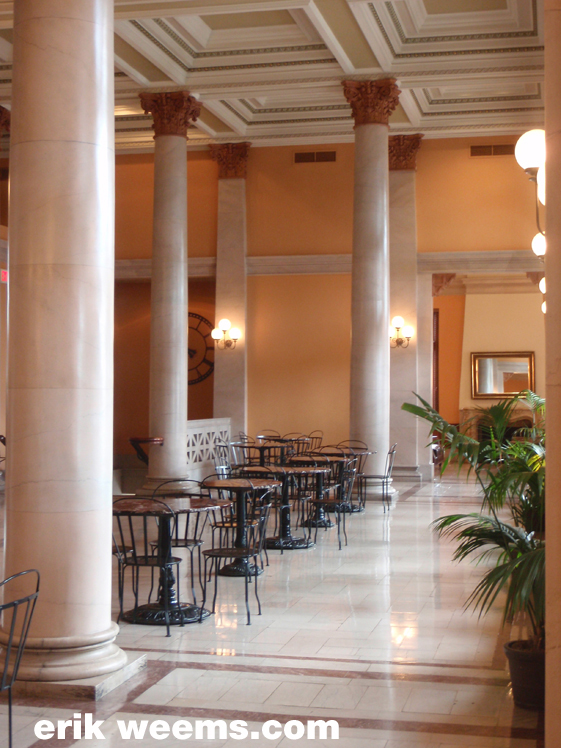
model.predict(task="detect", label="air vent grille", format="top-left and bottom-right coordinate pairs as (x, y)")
top-left (294, 151), bottom-right (336, 163)
top-left (470, 144), bottom-right (515, 157)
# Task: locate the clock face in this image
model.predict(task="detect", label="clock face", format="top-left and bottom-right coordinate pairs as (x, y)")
top-left (188, 312), bottom-right (215, 385)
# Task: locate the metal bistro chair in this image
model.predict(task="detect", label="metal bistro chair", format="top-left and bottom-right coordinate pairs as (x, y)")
top-left (151, 479), bottom-right (213, 608)
top-left (113, 498), bottom-right (183, 636)
top-left (358, 443), bottom-right (397, 512)
top-left (310, 460), bottom-right (357, 550)
top-left (0, 569), bottom-right (40, 748)
top-left (201, 500), bottom-right (272, 625)
top-left (206, 473), bottom-right (272, 569)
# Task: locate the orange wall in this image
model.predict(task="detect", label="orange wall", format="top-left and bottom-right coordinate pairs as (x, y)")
top-left (246, 145), bottom-right (355, 256)
top-left (115, 152), bottom-right (218, 260)
top-left (417, 137), bottom-right (536, 253)
top-left (433, 295), bottom-right (466, 424)
top-left (112, 136), bottom-right (536, 449)
top-left (114, 281), bottom-right (151, 455)
top-left (113, 279), bottom-right (215, 456)
top-left (247, 274), bottom-right (351, 444)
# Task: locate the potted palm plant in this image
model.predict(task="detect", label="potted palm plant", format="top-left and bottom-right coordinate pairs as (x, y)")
top-left (402, 391), bottom-right (545, 709)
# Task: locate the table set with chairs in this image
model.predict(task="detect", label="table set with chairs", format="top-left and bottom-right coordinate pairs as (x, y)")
top-left (112, 431), bottom-right (397, 632)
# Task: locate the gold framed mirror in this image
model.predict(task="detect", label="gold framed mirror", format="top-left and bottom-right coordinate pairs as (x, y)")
top-left (471, 352), bottom-right (535, 399)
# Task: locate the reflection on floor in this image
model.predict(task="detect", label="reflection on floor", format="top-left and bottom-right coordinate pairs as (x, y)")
top-left (3, 475), bottom-right (544, 747)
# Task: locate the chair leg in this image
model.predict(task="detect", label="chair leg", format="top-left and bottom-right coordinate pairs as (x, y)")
top-left (8, 686), bottom-right (12, 748)
top-left (342, 506), bottom-right (348, 547)
top-left (189, 549), bottom-right (196, 606)
top-left (176, 562), bottom-right (185, 627)
top-left (212, 558), bottom-right (221, 614)
top-left (254, 554), bottom-right (262, 616)
top-left (336, 509), bottom-right (342, 551)
top-left (244, 568), bottom-right (251, 625)
top-left (162, 568), bottom-right (171, 638)
top-left (199, 557), bottom-right (208, 623)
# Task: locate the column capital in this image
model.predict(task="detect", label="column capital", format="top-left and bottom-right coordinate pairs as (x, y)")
top-left (389, 134), bottom-right (423, 170)
top-left (139, 91), bottom-right (201, 138)
top-left (342, 79), bottom-right (401, 127)
top-left (209, 142), bottom-right (251, 179)
top-left (0, 105), bottom-right (10, 134)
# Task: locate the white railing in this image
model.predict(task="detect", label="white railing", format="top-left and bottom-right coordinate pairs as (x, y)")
top-left (186, 417), bottom-right (230, 481)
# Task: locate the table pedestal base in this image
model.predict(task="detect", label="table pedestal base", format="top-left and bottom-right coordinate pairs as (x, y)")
top-left (218, 559), bottom-right (264, 577)
top-left (302, 517), bottom-right (334, 529)
top-left (325, 504), bottom-right (364, 514)
top-left (266, 535), bottom-right (315, 550)
top-left (122, 603), bottom-right (211, 626)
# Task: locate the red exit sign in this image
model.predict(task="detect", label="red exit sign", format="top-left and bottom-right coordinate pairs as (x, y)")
top-left (0, 269), bottom-right (6, 283)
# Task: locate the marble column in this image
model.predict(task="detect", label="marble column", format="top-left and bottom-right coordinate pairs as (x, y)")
top-left (545, 0), bottom-right (561, 737)
top-left (209, 143), bottom-right (250, 439)
top-left (416, 273), bottom-right (434, 481)
top-left (388, 135), bottom-right (430, 478)
top-left (0, 106), bottom-right (9, 444)
top-left (343, 79), bottom-right (400, 474)
top-left (139, 92), bottom-right (200, 488)
top-left (4, 0), bottom-right (126, 680)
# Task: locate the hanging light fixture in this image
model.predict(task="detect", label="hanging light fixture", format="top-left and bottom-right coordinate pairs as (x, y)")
top-left (390, 316), bottom-right (414, 349)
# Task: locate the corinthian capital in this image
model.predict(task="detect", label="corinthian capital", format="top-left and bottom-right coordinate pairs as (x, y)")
top-left (139, 91), bottom-right (201, 138)
top-left (389, 134), bottom-right (423, 170)
top-left (209, 143), bottom-right (251, 179)
top-left (342, 79), bottom-right (401, 127)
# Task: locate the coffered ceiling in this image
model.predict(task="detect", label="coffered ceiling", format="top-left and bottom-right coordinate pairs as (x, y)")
top-left (0, 0), bottom-right (545, 151)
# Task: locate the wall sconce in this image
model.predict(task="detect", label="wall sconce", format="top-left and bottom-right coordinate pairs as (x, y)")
top-left (390, 316), bottom-right (414, 349)
top-left (211, 318), bottom-right (241, 349)
top-left (515, 129), bottom-right (546, 259)
top-left (539, 276), bottom-right (546, 315)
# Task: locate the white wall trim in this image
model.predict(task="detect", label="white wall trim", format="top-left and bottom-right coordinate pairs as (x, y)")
top-left (417, 250), bottom-right (541, 274)
top-left (114, 250), bottom-right (542, 280)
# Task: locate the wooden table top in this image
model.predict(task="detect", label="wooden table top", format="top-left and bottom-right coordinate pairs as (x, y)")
top-left (113, 496), bottom-right (232, 514)
top-left (239, 465), bottom-right (330, 476)
top-left (203, 477), bottom-right (282, 490)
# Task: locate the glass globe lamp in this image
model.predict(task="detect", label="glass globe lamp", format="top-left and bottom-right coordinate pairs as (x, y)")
top-left (532, 233), bottom-right (546, 257)
top-left (515, 129), bottom-right (545, 174)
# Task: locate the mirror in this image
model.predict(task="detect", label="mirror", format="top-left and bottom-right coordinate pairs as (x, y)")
top-left (471, 352), bottom-right (535, 399)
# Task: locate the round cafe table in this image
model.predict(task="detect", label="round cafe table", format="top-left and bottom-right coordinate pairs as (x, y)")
top-left (202, 477), bottom-right (281, 576)
top-left (239, 465), bottom-right (329, 550)
top-left (115, 495), bottom-right (232, 627)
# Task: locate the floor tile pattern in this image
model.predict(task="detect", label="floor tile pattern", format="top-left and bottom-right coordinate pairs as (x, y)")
top-left (0, 475), bottom-right (544, 747)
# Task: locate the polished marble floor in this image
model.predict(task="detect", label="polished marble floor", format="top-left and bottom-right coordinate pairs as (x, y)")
top-left (3, 474), bottom-right (544, 747)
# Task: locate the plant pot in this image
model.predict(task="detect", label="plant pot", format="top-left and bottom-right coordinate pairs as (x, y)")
top-left (504, 640), bottom-right (545, 710)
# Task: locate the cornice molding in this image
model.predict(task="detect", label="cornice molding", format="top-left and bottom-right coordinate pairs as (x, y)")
top-left (417, 250), bottom-right (542, 273)
top-left (113, 250), bottom-right (542, 281)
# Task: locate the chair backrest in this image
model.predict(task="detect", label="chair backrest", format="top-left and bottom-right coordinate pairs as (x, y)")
top-left (338, 439), bottom-right (368, 450)
top-left (338, 458), bottom-right (358, 504)
top-left (282, 433), bottom-right (309, 456)
top-left (256, 430), bottom-right (280, 442)
top-left (149, 477), bottom-right (196, 500)
top-left (213, 439), bottom-right (231, 470)
top-left (308, 430), bottom-right (323, 451)
top-left (385, 443), bottom-right (398, 479)
top-left (0, 569), bottom-right (40, 693)
top-left (248, 502), bottom-right (272, 555)
top-left (113, 498), bottom-right (176, 564)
